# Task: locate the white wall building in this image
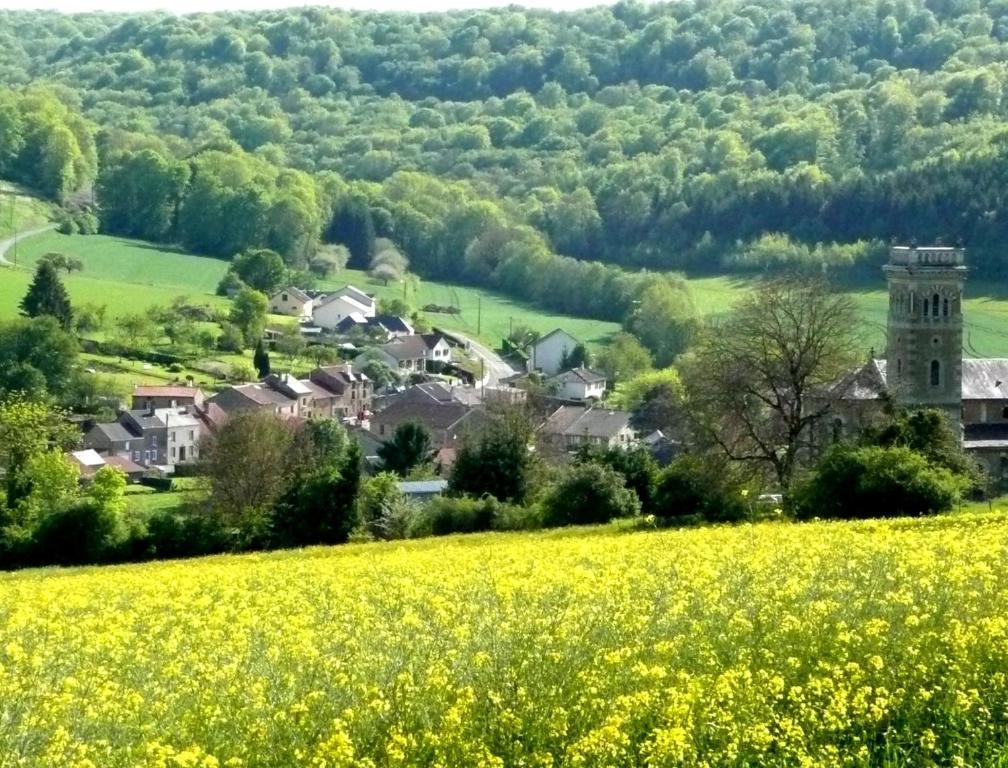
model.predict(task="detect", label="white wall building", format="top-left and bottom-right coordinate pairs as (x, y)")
top-left (268, 287), bottom-right (314, 319)
top-left (525, 328), bottom-right (582, 376)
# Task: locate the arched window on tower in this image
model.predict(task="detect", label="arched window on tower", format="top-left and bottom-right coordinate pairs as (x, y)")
top-left (897, 358), bottom-right (902, 378)
top-left (932, 293), bottom-right (940, 317)
top-left (930, 360), bottom-right (940, 387)
top-left (923, 298), bottom-right (929, 317)
top-left (943, 298), bottom-right (949, 316)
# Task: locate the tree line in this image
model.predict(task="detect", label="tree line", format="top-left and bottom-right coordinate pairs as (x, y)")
top-left (4, 2), bottom-right (1008, 275)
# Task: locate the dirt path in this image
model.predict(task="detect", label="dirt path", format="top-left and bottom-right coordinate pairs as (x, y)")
top-left (0, 224), bottom-right (55, 266)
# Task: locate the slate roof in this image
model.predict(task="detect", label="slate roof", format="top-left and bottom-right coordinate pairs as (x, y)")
top-left (380, 336), bottom-right (431, 361)
top-left (833, 359), bottom-right (889, 401)
top-left (552, 367), bottom-right (607, 385)
top-left (541, 405), bottom-right (632, 439)
top-left (373, 399), bottom-right (474, 432)
top-left (92, 422), bottom-right (138, 442)
top-left (334, 284), bottom-right (374, 307)
top-left (123, 410), bottom-right (166, 430)
top-left (842, 358), bottom-right (1008, 401)
top-left (961, 359), bottom-right (1008, 399)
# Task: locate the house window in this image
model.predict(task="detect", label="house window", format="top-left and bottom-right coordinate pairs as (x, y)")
top-left (1002, 406), bottom-right (1008, 420)
top-left (189, 430), bottom-right (194, 440)
top-left (282, 293), bottom-right (288, 302)
top-left (171, 447), bottom-right (177, 458)
top-left (124, 441), bottom-right (130, 451)
top-left (380, 424), bottom-right (386, 436)
top-left (171, 432), bottom-right (176, 442)
top-left (134, 451), bottom-right (141, 461)
top-left (930, 360), bottom-right (940, 387)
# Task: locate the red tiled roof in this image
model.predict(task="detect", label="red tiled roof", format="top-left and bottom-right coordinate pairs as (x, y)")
top-left (133, 386), bottom-right (201, 398)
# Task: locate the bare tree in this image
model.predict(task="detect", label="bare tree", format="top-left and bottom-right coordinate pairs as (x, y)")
top-left (679, 280), bottom-right (860, 491)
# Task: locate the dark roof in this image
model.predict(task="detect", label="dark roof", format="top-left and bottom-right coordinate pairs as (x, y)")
top-left (421, 333), bottom-right (448, 349)
top-left (104, 454), bottom-right (147, 475)
top-left (90, 422), bottom-right (138, 442)
top-left (122, 410), bottom-right (166, 431)
top-left (372, 315), bottom-right (413, 334)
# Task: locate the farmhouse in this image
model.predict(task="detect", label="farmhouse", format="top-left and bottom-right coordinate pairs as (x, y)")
top-left (312, 285), bottom-right (377, 329)
top-left (550, 367), bottom-right (607, 402)
top-left (268, 287), bottom-right (313, 319)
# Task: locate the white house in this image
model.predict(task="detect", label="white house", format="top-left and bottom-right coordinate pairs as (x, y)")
top-left (314, 292), bottom-right (376, 329)
top-left (551, 367), bottom-right (607, 401)
top-left (422, 334), bottom-right (453, 365)
top-left (525, 328), bottom-right (582, 376)
top-left (268, 287), bottom-right (314, 319)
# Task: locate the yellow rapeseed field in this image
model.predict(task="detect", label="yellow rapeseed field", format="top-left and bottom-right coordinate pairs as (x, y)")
top-left (1, 513), bottom-right (1008, 767)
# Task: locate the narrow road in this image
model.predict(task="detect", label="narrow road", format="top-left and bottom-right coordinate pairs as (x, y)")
top-left (0, 224), bottom-right (55, 266)
top-left (450, 331), bottom-right (519, 386)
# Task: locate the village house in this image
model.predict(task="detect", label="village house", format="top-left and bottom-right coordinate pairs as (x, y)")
top-left (525, 328), bottom-right (582, 376)
top-left (131, 384), bottom-right (206, 411)
top-left (312, 285), bottom-right (377, 329)
top-left (550, 367), bottom-right (607, 402)
top-left (268, 287), bottom-right (314, 319)
top-left (85, 409), bottom-right (170, 467)
top-left (539, 405), bottom-right (636, 451)
top-left (357, 335), bottom-right (441, 373)
top-left (369, 399), bottom-right (491, 467)
top-left (308, 363), bottom-right (374, 420)
top-left (207, 383), bottom-right (300, 419)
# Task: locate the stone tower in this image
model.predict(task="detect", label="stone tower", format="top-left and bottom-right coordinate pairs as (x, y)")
top-left (884, 245), bottom-right (966, 423)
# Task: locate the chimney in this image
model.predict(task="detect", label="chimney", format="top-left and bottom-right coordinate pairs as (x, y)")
top-left (186, 375), bottom-right (194, 387)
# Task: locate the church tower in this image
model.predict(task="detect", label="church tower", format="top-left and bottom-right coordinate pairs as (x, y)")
top-left (884, 245), bottom-right (966, 423)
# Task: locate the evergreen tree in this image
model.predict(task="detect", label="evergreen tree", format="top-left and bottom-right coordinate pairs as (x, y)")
top-left (20, 262), bottom-right (72, 330)
top-left (327, 197), bottom-right (375, 269)
top-left (253, 339), bottom-right (271, 379)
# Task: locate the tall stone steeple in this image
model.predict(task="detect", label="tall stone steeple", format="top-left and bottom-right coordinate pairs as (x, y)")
top-left (884, 244), bottom-right (966, 424)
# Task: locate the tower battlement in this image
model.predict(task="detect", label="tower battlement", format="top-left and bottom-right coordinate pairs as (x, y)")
top-left (887, 245), bottom-right (965, 268)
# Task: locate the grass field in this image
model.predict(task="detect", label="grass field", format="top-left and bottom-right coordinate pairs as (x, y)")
top-left (1, 511), bottom-right (1007, 765)
top-left (6, 229), bottom-right (1008, 356)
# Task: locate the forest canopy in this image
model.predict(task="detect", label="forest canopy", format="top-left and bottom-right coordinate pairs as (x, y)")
top-left (2, 0), bottom-right (1008, 285)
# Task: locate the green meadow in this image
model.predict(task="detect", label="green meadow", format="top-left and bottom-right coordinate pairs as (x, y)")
top-left (5, 229), bottom-right (1008, 357)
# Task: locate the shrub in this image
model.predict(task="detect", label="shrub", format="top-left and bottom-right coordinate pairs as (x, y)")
top-left (409, 495), bottom-right (499, 538)
top-left (32, 499), bottom-right (121, 566)
top-left (653, 455), bottom-right (750, 523)
top-left (792, 445), bottom-right (964, 521)
top-left (543, 462), bottom-right (640, 527)
top-left (127, 509), bottom-right (230, 561)
top-left (75, 211), bottom-right (99, 235)
top-left (492, 501), bottom-right (546, 531)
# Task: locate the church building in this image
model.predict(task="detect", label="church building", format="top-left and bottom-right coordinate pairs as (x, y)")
top-left (835, 245), bottom-right (1008, 482)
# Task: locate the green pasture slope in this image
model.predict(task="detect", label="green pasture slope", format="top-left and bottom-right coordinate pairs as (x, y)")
top-left (5, 228), bottom-right (1008, 357)
top-left (2, 231), bottom-right (622, 347)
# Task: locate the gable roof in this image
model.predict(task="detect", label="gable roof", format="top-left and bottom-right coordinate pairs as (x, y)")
top-left (71, 449), bottom-right (105, 468)
top-left (380, 335), bottom-right (431, 361)
top-left (133, 385), bottom-right (202, 400)
top-left (318, 292), bottom-right (372, 313)
top-left (270, 286), bottom-right (311, 303)
top-left (334, 284), bottom-right (374, 306)
top-left (421, 333), bottom-right (449, 349)
top-left (552, 367), bottom-right (607, 385)
top-left (541, 405), bottom-right (632, 439)
top-left (90, 421), bottom-right (138, 442)
top-left (833, 359), bottom-right (889, 401)
top-left (529, 328), bottom-right (580, 351)
top-left (373, 399), bottom-right (474, 432)
top-left (373, 315), bottom-right (414, 334)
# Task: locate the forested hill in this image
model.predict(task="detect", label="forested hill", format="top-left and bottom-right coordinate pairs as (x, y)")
top-left (3, 0), bottom-right (1008, 279)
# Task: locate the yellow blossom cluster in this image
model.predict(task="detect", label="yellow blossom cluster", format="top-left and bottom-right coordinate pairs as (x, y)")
top-left (1, 511), bottom-right (1008, 766)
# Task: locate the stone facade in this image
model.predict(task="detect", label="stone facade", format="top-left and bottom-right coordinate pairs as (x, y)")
top-left (883, 245), bottom-right (967, 424)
